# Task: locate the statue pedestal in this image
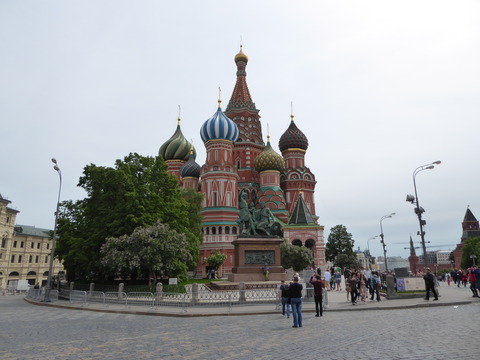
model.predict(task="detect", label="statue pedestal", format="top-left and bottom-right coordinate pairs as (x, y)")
top-left (228, 236), bottom-right (287, 282)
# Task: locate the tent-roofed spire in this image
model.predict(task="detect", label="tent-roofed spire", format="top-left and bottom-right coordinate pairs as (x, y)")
top-left (288, 192), bottom-right (315, 225)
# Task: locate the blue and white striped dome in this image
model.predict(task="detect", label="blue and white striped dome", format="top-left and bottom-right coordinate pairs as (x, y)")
top-left (200, 101), bottom-right (239, 143)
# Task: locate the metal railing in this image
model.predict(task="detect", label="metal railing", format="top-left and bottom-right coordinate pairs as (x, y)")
top-left (26, 282), bottom-right (325, 313)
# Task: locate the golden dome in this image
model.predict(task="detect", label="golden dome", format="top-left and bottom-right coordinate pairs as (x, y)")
top-left (234, 45), bottom-right (248, 63)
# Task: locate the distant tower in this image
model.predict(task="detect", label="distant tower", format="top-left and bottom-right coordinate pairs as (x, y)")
top-left (408, 235), bottom-right (419, 273)
top-left (225, 46), bottom-right (265, 200)
top-left (452, 207), bottom-right (480, 269)
top-left (159, 116), bottom-right (196, 183)
top-left (279, 114), bottom-right (317, 217)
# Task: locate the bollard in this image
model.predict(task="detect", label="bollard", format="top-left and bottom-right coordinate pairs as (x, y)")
top-left (386, 273), bottom-right (396, 299)
top-left (239, 282), bottom-right (246, 304)
top-left (118, 283), bottom-right (124, 301)
top-left (191, 283), bottom-right (199, 305)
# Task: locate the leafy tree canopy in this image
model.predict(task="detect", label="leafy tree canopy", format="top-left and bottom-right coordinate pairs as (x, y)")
top-left (334, 253), bottom-right (360, 270)
top-left (325, 224), bottom-right (355, 261)
top-left (461, 236), bottom-right (480, 269)
top-left (55, 153), bottom-right (202, 281)
top-left (206, 250), bottom-right (227, 269)
top-left (101, 221), bottom-right (193, 284)
top-left (280, 240), bottom-right (313, 272)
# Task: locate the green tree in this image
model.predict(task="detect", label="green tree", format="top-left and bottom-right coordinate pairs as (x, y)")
top-left (460, 236), bottom-right (480, 269)
top-left (280, 240), bottom-right (313, 271)
top-left (335, 253), bottom-right (360, 270)
top-left (56, 153), bottom-right (202, 281)
top-left (101, 221), bottom-right (193, 285)
top-left (206, 250), bottom-right (227, 269)
top-left (325, 225), bottom-right (355, 262)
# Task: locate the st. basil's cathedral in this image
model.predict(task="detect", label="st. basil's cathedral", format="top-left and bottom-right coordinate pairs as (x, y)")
top-left (159, 47), bottom-right (326, 278)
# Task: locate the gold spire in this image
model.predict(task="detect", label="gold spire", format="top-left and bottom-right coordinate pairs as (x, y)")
top-left (177, 105), bottom-right (181, 125)
top-left (290, 101), bottom-right (295, 122)
top-left (218, 87), bottom-right (222, 108)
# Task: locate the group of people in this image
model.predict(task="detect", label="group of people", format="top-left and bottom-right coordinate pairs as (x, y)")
top-left (447, 267), bottom-right (480, 297)
top-left (344, 268), bottom-right (382, 305)
top-left (279, 275), bottom-right (307, 328)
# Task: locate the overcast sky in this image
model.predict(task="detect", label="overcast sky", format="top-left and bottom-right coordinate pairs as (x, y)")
top-left (1, 1), bottom-right (479, 259)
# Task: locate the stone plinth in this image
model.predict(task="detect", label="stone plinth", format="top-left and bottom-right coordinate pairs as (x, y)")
top-left (228, 236), bottom-right (287, 282)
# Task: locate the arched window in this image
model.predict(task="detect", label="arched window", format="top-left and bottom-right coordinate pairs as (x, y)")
top-left (225, 227), bottom-right (230, 234)
top-left (27, 271), bottom-right (36, 276)
top-left (212, 227), bottom-right (216, 235)
top-left (292, 239), bottom-right (302, 247)
top-left (233, 227), bottom-right (238, 235)
top-left (9, 271), bottom-right (19, 276)
top-left (305, 239), bottom-right (315, 249)
top-left (218, 227), bottom-right (222, 234)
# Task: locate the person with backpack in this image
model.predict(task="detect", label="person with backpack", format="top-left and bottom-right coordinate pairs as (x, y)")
top-left (370, 271), bottom-right (381, 301)
top-left (279, 280), bottom-right (291, 318)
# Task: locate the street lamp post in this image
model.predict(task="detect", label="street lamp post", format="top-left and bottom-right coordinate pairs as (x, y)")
top-left (471, 255), bottom-right (477, 266)
top-left (44, 158), bottom-right (62, 302)
top-left (406, 161), bottom-right (441, 267)
top-left (366, 236), bottom-right (378, 269)
top-left (380, 213), bottom-right (395, 272)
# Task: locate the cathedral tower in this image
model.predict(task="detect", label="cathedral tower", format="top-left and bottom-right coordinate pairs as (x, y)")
top-left (225, 46), bottom-right (265, 201)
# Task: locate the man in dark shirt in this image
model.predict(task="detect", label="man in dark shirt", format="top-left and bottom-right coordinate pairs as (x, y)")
top-left (309, 274), bottom-right (323, 317)
top-left (289, 276), bottom-right (303, 327)
top-left (423, 268), bottom-right (438, 301)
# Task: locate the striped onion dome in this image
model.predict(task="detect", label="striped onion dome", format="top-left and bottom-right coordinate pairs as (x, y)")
top-left (200, 100), bottom-right (239, 143)
top-left (278, 115), bottom-right (308, 152)
top-left (254, 136), bottom-right (284, 172)
top-left (159, 119), bottom-right (196, 161)
top-left (180, 151), bottom-right (201, 178)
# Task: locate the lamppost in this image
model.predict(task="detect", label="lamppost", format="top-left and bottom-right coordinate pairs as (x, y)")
top-left (380, 213), bottom-right (395, 272)
top-left (44, 158), bottom-right (62, 302)
top-left (471, 255), bottom-right (477, 266)
top-left (366, 236), bottom-right (378, 269)
top-left (406, 161), bottom-right (441, 266)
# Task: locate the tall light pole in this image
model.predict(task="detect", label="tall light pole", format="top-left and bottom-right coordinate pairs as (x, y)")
top-left (366, 236), bottom-right (378, 269)
top-left (44, 158), bottom-right (62, 302)
top-left (380, 213), bottom-right (395, 272)
top-left (406, 160), bottom-right (441, 267)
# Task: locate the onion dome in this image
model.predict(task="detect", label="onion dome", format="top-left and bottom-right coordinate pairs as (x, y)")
top-left (159, 118), bottom-right (196, 161)
top-left (180, 148), bottom-right (201, 178)
top-left (234, 45), bottom-right (248, 63)
top-left (200, 100), bottom-right (239, 143)
top-left (254, 136), bottom-right (285, 172)
top-left (278, 115), bottom-right (309, 152)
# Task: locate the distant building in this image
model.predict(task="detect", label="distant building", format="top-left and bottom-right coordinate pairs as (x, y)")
top-left (0, 194), bottom-right (64, 290)
top-left (436, 250), bottom-right (451, 264)
top-left (452, 207), bottom-right (480, 269)
top-left (355, 246), bottom-right (368, 269)
top-left (388, 256), bottom-right (409, 271)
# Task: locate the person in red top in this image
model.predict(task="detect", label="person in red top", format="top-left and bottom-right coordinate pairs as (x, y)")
top-left (467, 268), bottom-right (478, 297)
top-left (309, 274), bottom-right (323, 317)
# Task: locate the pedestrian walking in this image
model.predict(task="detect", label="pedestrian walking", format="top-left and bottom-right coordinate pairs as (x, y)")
top-left (289, 276), bottom-right (303, 328)
top-left (370, 271), bottom-right (381, 301)
top-left (423, 268), bottom-right (438, 301)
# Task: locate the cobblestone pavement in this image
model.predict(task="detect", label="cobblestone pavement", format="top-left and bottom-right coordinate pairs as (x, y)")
top-left (0, 294), bottom-right (477, 360)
